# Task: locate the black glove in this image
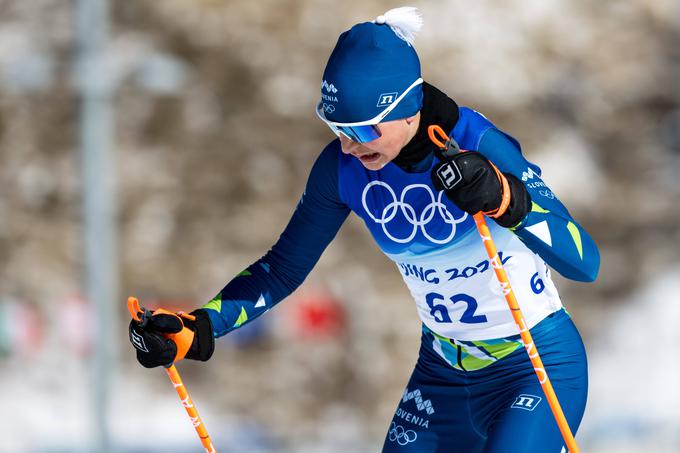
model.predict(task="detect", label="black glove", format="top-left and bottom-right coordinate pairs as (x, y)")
top-left (431, 151), bottom-right (531, 228)
top-left (129, 308), bottom-right (214, 368)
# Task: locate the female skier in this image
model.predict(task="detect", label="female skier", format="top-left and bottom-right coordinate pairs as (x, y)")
top-left (129, 7), bottom-right (599, 452)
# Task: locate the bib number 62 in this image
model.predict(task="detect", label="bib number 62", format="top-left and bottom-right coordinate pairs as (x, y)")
top-left (425, 292), bottom-right (488, 324)
top-left (426, 273), bottom-right (546, 324)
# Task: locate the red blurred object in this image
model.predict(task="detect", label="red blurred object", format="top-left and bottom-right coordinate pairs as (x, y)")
top-left (290, 288), bottom-right (346, 340)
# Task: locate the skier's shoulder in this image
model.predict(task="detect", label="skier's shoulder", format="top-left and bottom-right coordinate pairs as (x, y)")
top-left (312, 138), bottom-right (371, 178)
top-left (304, 139), bottom-right (348, 205)
top-left (451, 106), bottom-right (496, 138)
top-left (453, 107), bottom-right (528, 168)
top-left (318, 137), bottom-right (343, 158)
top-left (310, 139), bottom-right (343, 178)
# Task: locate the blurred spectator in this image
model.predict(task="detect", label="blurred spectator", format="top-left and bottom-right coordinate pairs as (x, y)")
top-left (0, 297), bottom-right (44, 359)
top-left (287, 287), bottom-right (347, 342)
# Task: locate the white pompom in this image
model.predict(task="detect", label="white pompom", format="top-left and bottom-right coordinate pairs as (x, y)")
top-left (380, 6), bottom-right (423, 46)
top-left (375, 15), bottom-right (386, 24)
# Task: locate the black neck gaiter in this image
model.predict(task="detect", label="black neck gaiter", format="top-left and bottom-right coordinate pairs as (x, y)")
top-left (392, 82), bottom-right (460, 172)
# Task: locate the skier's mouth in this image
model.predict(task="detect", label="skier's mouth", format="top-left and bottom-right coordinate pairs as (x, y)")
top-left (358, 152), bottom-right (380, 164)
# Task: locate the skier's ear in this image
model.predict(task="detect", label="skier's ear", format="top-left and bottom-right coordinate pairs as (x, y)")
top-left (405, 113), bottom-right (420, 125)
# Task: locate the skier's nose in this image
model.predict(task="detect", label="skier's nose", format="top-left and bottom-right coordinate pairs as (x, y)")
top-left (339, 135), bottom-right (358, 154)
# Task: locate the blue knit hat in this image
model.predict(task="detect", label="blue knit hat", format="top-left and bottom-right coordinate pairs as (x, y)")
top-left (320, 7), bottom-right (424, 124)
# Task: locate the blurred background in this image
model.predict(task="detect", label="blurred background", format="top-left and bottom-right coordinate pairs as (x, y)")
top-left (1, 0), bottom-right (679, 451)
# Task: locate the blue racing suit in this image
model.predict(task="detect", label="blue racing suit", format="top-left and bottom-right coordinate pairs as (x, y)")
top-left (202, 82), bottom-right (599, 452)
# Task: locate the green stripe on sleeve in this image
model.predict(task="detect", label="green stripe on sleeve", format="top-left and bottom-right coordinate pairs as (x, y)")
top-left (531, 201), bottom-right (550, 214)
top-left (233, 306), bottom-right (248, 328)
top-left (566, 221), bottom-right (583, 259)
top-left (203, 292), bottom-right (222, 312)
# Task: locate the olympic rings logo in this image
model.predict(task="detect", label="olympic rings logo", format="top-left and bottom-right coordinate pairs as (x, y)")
top-left (361, 181), bottom-right (468, 244)
top-left (388, 422), bottom-right (417, 446)
top-left (539, 189), bottom-right (555, 199)
top-left (322, 103), bottom-right (335, 113)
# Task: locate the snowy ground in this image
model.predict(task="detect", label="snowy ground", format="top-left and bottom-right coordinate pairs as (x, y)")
top-left (578, 265), bottom-right (680, 452)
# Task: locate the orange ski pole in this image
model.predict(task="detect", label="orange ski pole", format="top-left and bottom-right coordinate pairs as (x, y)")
top-left (164, 363), bottom-right (216, 453)
top-left (428, 126), bottom-right (580, 453)
top-left (128, 297), bottom-right (217, 453)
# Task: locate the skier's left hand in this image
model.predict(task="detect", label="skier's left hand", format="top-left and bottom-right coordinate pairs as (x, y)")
top-left (128, 307), bottom-right (214, 368)
top-left (431, 151), bottom-right (531, 228)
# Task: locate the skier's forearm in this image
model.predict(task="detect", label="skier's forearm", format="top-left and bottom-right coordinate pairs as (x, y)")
top-left (477, 128), bottom-right (600, 282)
top-left (506, 159), bottom-right (601, 282)
top-left (511, 201), bottom-right (600, 282)
top-left (203, 222), bottom-right (342, 337)
top-left (202, 206), bottom-right (347, 337)
top-left (202, 253), bottom-right (299, 337)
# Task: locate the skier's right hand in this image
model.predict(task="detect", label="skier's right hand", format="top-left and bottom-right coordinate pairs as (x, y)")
top-left (128, 305), bottom-right (214, 368)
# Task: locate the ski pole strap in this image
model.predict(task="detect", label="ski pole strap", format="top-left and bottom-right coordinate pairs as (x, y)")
top-left (427, 124), bottom-right (458, 156)
top-left (482, 166), bottom-right (511, 220)
top-left (151, 308), bottom-right (195, 362)
top-left (127, 297), bottom-right (196, 362)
